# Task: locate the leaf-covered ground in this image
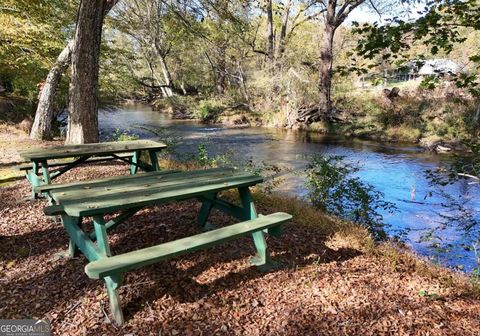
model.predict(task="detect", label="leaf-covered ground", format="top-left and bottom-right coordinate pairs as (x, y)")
top-left (1, 163), bottom-right (479, 335)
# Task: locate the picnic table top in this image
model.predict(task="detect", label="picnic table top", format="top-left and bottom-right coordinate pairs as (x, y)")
top-left (50, 167), bottom-right (263, 217)
top-left (18, 140), bottom-right (167, 161)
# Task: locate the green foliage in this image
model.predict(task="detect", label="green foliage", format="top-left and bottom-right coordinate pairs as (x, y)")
top-left (108, 128), bottom-right (139, 142)
top-left (305, 155), bottom-right (395, 239)
top-left (419, 76), bottom-right (441, 90)
top-left (244, 160), bottom-right (288, 194)
top-left (353, 0), bottom-right (480, 97)
top-left (191, 99), bottom-right (225, 122)
top-left (0, 1), bottom-right (76, 100)
top-left (183, 143), bottom-right (233, 169)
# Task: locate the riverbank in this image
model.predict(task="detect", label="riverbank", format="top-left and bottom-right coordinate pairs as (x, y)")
top-left (149, 86), bottom-right (478, 153)
top-left (1, 129), bottom-right (480, 334)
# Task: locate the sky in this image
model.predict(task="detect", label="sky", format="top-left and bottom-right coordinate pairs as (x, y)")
top-left (346, 1), bottom-right (425, 25)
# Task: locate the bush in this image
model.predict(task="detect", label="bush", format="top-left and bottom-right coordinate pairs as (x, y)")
top-left (109, 128), bottom-right (139, 141)
top-left (191, 99), bottom-right (225, 122)
top-left (305, 155), bottom-right (395, 239)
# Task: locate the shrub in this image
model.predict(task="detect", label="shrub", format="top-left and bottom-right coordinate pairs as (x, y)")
top-left (109, 128), bottom-right (139, 141)
top-left (191, 99), bottom-right (224, 122)
top-left (305, 155), bottom-right (395, 239)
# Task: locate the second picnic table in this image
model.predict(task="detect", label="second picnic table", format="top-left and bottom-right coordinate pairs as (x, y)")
top-left (17, 140), bottom-right (166, 198)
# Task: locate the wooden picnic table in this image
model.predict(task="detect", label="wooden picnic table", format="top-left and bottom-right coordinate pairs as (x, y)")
top-left (41, 167), bottom-right (292, 325)
top-left (17, 140), bottom-right (166, 198)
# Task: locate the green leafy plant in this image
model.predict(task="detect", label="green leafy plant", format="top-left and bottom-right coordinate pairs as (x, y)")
top-left (185, 143), bottom-right (233, 168)
top-left (109, 128), bottom-right (139, 141)
top-left (305, 155), bottom-right (395, 239)
top-left (419, 75), bottom-right (441, 90)
top-left (244, 160), bottom-right (288, 194)
top-left (191, 99), bottom-right (224, 122)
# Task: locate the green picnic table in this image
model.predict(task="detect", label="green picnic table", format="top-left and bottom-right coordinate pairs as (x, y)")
top-left (40, 167), bottom-right (292, 325)
top-left (17, 140), bottom-right (166, 198)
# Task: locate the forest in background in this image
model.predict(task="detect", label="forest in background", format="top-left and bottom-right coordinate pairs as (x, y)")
top-left (1, 0), bottom-right (480, 147)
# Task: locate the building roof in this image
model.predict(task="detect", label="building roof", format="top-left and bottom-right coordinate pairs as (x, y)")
top-left (418, 59), bottom-right (458, 75)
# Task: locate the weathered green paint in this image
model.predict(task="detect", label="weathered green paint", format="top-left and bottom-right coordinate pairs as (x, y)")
top-left (43, 204), bottom-right (64, 216)
top-left (17, 154), bottom-right (134, 172)
top-left (89, 208), bottom-right (141, 241)
top-left (93, 216), bottom-right (111, 257)
top-left (40, 161), bottom-right (51, 185)
top-left (130, 150), bottom-right (140, 175)
top-left (18, 140), bottom-right (166, 161)
top-left (60, 215), bottom-right (102, 262)
top-left (41, 166), bottom-right (290, 326)
top-left (148, 150), bottom-right (159, 171)
top-left (68, 239), bottom-right (78, 258)
top-left (51, 170), bottom-right (263, 217)
top-left (36, 169), bottom-right (180, 194)
top-left (52, 169), bottom-right (244, 202)
top-left (104, 275), bottom-right (124, 326)
top-left (19, 140), bottom-right (166, 197)
top-left (239, 187), bottom-right (257, 220)
top-left (85, 212), bottom-right (291, 279)
top-left (238, 187), bottom-right (277, 271)
top-left (26, 162), bottom-right (43, 199)
top-left (197, 193), bottom-right (216, 228)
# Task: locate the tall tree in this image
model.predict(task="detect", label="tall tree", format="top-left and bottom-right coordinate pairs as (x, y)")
top-left (113, 0), bottom-right (176, 97)
top-left (30, 0), bottom-right (118, 141)
top-left (30, 41), bottom-right (73, 140)
top-left (65, 0), bottom-right (109, 144)
top-left (317, 0), bottom-right (365, 120)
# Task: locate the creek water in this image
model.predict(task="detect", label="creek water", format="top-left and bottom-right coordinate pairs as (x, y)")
top-left (99, 104), bottom-right (480, 272)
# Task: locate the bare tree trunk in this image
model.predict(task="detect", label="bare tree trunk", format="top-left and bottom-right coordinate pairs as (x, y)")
top-left (154, 41), bottom-right (174, 97)
top-left (30, 41), bottom-right (73, 140)
top-left (237, 61), bottom-right (250, 103)
top-left (158, 54), bottom-right (174, 96)
top-left (265, 0), bottom-right (275, 64)
top-left (66, 0), bottom-right (107, 144)
top-left (276, 0), bottom-right (292, 64)
top-left (318, 22), bottom-right (336, 118)
top-left (31, 0), bottom-right (117, 141)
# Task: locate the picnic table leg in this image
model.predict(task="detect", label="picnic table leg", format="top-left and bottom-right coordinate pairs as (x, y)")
top-left (93, 216), bottom-right (125, 324)
top-left (130, 150), bottom-right (141, 175)
top-left (238, 187), bottom-right (278, 271)
top-left (148, 149), bottom-right (160, 171)
top-left (25, 162), bottom-right (42, 199)
top-left (68, 240), bottom-right (78, 258)
top-left (197, 192), bottom-right (217, 230)
top-left (93, 216), bottom-right (111, 256)
top-left (104, 275), bottom-right (124, 325)
top-left (40, 160), bottom-right (52, 185)
top-left (60, 216), bottom-right (84, 258)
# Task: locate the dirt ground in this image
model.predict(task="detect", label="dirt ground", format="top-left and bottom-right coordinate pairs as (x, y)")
top-left (0, 162), bottom-right (479, 335)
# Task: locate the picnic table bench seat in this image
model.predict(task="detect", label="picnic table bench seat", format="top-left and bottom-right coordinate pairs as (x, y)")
top-left (85, 212), bottom-right (291, 279)
top-left (43, 167), bottom-right (292, 325)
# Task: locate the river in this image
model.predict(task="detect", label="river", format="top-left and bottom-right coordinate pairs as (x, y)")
top-left (99, 104), bottom-right (480, 272)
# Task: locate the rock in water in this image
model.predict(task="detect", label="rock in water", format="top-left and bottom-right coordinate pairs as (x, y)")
top-left (435, 144), bottom-right (452, 153)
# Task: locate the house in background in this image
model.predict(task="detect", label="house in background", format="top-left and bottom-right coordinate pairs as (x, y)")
top-left (354, 58), bottom-right (461, 89)
top-left (396, 59), bottom-right (459, 81)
